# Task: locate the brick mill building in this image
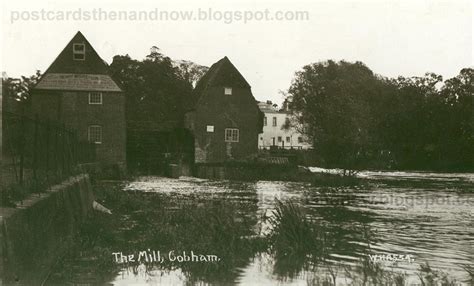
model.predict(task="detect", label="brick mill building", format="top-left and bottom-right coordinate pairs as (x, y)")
top-left (32, 31), bottom-right (126, 165)
top-left (185, 56), bottom-right (263, 163)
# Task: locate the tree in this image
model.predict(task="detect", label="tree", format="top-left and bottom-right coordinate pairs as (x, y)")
top-left (109, 47), bottom-right (195, 125)
top-left (438, 68), bottom-right (474, 169)
top-left (287, 60), bottom-right (384, 171)
top-left (3, 70), bottom-right (42, 115)
top-left (109, 47), bottom-right (199, 171)
top-left (377, 73), bottom-right (445, 169)
top-left (174, 60), bottom-right (209, 88)
top-left (288, 60), bottom-right (473, 171)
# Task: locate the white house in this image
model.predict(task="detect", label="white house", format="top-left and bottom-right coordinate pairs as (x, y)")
top-left (257, 101), bottom-right (312, 150)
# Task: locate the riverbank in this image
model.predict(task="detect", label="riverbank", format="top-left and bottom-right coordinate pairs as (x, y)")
top-left (0, 174), bottom-right (94, 285)
top-left (45, 177), bottom-right (473, 285)
top-left (45, 180), bottom-right (267, 285)
top-left (191, 162), bottom-right (370, 188)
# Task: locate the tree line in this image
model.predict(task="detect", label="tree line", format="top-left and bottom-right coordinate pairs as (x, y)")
top-left (108, 47), bottom-right (208, 127)
top-left (287, 60), bottom-right (473, 171)
top-left (3, 52), bottom-right (472, 172)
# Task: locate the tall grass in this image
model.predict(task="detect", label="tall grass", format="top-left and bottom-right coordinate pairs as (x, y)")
top-left (266, 199), bottom-right (329, 278)
top-left (265, 199), bottom-right (471, 285)
top-left (50, 185), bottom-right (472, 285)
top-left (49, 181), bottom-right (264, 285)
top-left (268, 199), bottom-right (323, 256)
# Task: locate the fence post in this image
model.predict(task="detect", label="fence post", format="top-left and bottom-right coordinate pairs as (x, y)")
top-left (0, 93), bottom-right (3, 205)
top-left (18, 114), bottom-right (25, 185)
top-left (45, 120), bottom-right (50, 183)
top-left (61, 123), bottom-right (66, 178)
top-left (33, 114), bottom-right (39, 192)
top-left (72, 131), bottom-right (78, 166)
top-left (66, 130), bottom-right (70, 176)
top-left (54, 122), bottom-right (59, 178)
top-left (65, 128), bottom-right (72, 176)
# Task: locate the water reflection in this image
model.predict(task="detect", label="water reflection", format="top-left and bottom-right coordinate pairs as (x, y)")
top-left (46, 172), bottom-right (473, 285)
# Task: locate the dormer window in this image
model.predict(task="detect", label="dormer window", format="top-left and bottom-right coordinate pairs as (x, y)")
top-left (73, 43), bottom-right (85, 60)
top-left (224, 87), bottom-right (232, 95)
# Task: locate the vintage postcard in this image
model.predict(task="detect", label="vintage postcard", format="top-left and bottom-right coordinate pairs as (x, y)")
top-left (1, 0), bottom-right (473, 285)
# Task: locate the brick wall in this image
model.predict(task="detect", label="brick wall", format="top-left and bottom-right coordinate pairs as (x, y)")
top-left (190, 86), bottom-right (261, 163)
top-left (32, 90), bottom-right (126, 165)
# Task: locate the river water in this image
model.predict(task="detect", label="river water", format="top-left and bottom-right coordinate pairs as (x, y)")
top-left (106, 171), bottom-right (473, 285)
top-left (113, 172), bottom-right (474, 285)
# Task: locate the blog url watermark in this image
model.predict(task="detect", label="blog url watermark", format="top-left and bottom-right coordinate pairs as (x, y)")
top-left (258, 193), bottom-right (473, 208)
top-left (9, 8), bottom-right (310, 24)
top-left (317, 193), bottom-right (473, 208)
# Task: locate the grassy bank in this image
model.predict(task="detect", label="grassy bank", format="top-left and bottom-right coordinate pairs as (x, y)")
top-left (47, 181), bottom-right (472, 285)
top-left (47, 181), bottom-right (266, 284)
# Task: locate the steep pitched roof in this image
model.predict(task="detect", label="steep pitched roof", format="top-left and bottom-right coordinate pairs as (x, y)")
top-left (45, 31), bottom-right (109, 75)
top-left (196, 56), bottom-right (250, 90)
top-left (34, 31), bottom-right (122, 92)
top-left (189, 56), bottom-right (250, 109)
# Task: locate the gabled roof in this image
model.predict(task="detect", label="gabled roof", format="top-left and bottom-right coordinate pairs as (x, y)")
top-left (44, 31), bottom-right (110, 75)
top-left (34, 31), bottom-right (122, 92)
top-left (189, 56), bottom-right (250, 109)
top-left (195, 56), bottom-right (250, 92)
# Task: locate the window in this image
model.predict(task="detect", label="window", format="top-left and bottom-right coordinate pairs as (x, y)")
top-left (88, 125), bottom-right (102, 144)
top-left (73, 43), bottom-right (85, 60)
top-left (298, 137), bottom-right (303, 143)
top-left (286, 136), bottom-right (290, 143)
top-left (260, 137), bottom-right (263, 140)
top-left (89, 92), bottom-right (102, 104)
top-left (225, 128), bottom-right (239, 142)
top-left (272, 117), bottom-right (277, 126)
top-left (206, 125), bottom-right (214, 132)
top-left (277, 136), bottom-right (282, 142)
top-left (263, 117), bottom-right (267, 126)
top-left (224, 87), bottom-right (232, 95)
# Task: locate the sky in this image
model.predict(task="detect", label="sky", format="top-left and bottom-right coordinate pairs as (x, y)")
top-left (1, 0), bottom-right (473, 106)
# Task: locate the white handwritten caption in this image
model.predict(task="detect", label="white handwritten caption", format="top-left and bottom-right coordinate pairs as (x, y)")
top-left (368, 253), bottom-right (415, 263)
top-left (112, 250), bottom-right (221, 264)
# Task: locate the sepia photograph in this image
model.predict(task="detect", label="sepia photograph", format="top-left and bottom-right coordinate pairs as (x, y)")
top-left (0, 0), bottom-right (473, 285)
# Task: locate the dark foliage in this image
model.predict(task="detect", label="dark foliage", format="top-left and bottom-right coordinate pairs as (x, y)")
top-left (287, 61), bottom-right (473, 171)
top-left (108, 47), bottom-right (207, 172)
top-left (109, 48), bottom-right (197, 125)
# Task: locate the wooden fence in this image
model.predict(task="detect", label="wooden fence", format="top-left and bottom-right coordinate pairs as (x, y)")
top-left (1, 111), bottom-right (96, 204)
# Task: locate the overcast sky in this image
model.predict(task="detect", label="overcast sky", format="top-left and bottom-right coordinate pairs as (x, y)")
top-left (1, 0), bottom-right (472, 105)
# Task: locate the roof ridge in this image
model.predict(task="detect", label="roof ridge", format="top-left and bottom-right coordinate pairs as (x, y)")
top-left (34, 31), bottom-right (120, 91)
top-left (41, 31), bottom-right (110, 75)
